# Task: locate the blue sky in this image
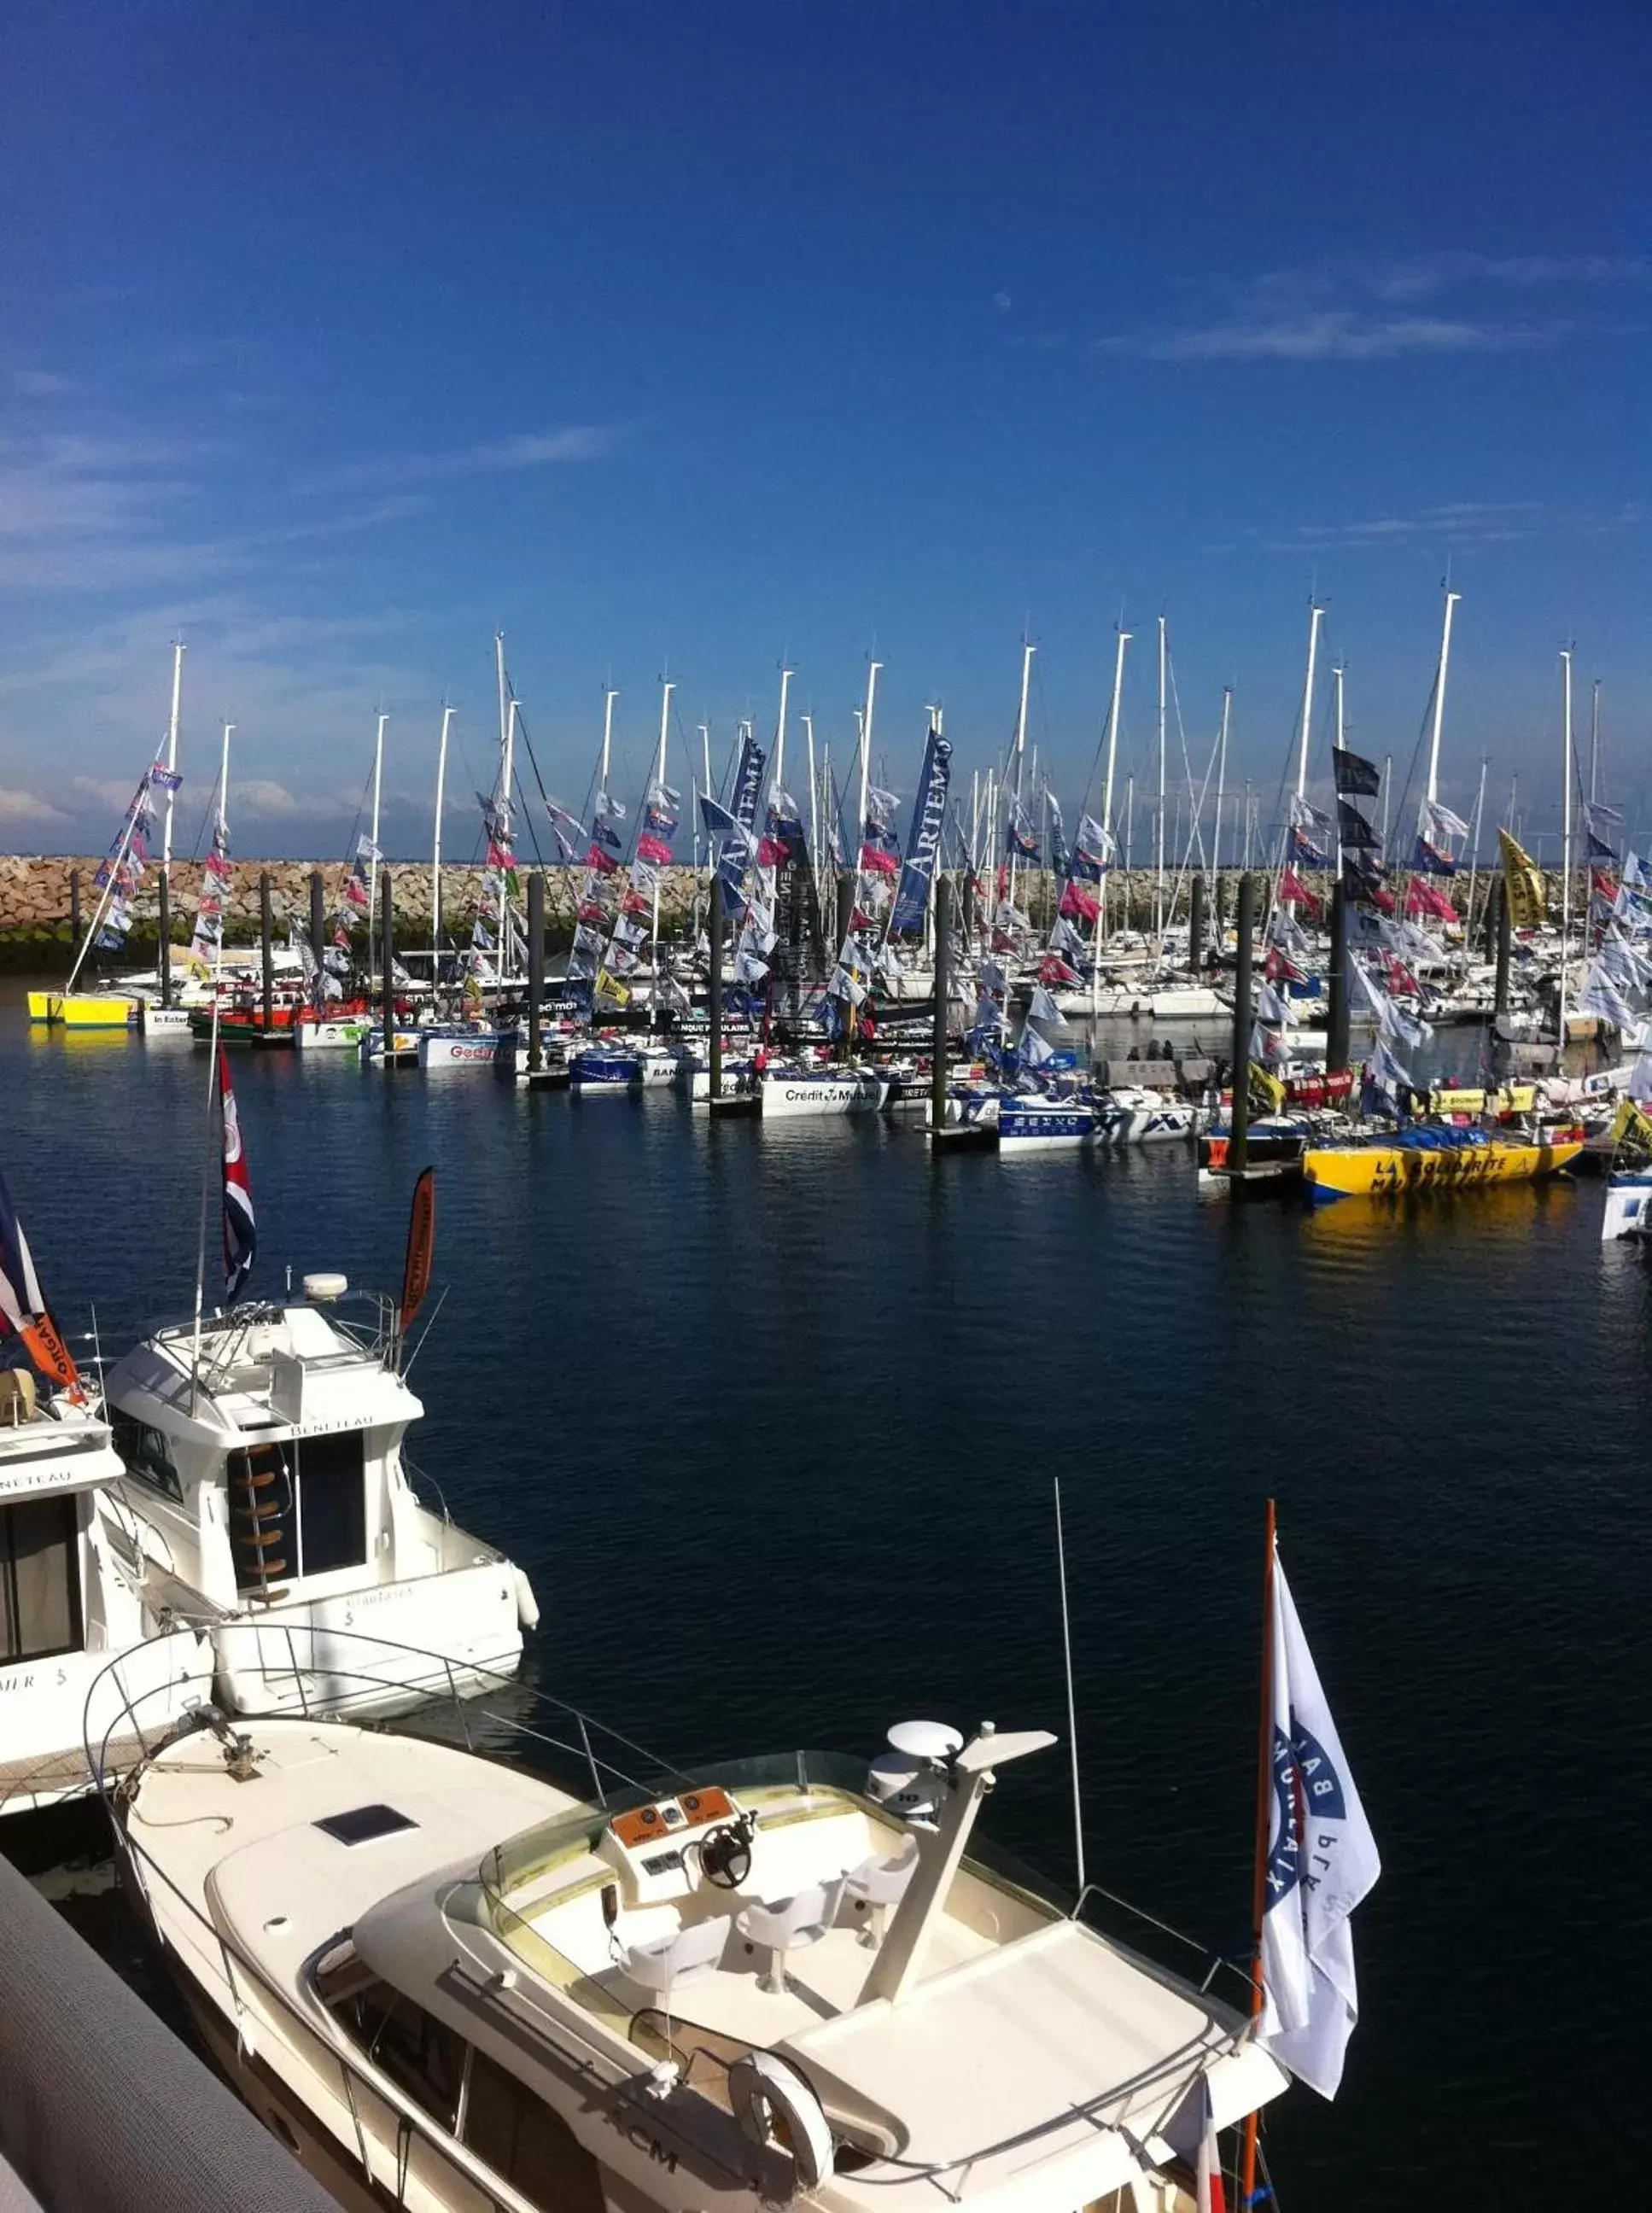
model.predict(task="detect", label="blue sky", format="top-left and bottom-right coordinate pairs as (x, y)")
top-left (0, 1), bottom-right (1645, 863)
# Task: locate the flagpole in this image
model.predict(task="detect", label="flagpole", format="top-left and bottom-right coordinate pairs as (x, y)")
top-left (191, 721), bottom-right (234, 1418)
top-left (1240, 1495), bottom-right (1277, 2212)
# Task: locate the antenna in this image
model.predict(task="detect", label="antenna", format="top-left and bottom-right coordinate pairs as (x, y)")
top-left (1053, 1478), bottom-right (1086, 1895)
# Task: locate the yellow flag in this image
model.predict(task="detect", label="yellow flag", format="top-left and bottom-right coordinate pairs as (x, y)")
top-left (1497, 828), bottom-right (1547, 931)
top-left (1248, 1060), bottom-right (1284, 1111)
top-left (595, 968), bottom-right (630, 1008)
top-left (1608, 1095), bottom-right (1652, 1149)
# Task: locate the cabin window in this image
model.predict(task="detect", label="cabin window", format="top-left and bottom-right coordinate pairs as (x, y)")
top-left (326, 1974), bottom-right (465, 2129)
top-left (109, 1412), bottom-right (184, 1502)
top-left (294, 1430), bottom-right (367, 1576)
top-left (462, 2046), bottom-right (607, 2213)
top-left (0, 1494), bottom-right (82, 1663)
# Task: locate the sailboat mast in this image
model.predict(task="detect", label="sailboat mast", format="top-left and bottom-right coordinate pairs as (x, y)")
top-left (157, 639), bottom-right (185, 996)
top-left (431, 705), bottom-right (452, 970)
top-left (1098, 627), bottom-right (1130, 957)
top-left (368, 713), bottom-right (387, 979)
top-left (803, 714), bottom-right (819, 881)
top-left (1559, 647), bottom-right (1573, 1045)
top-left (1155, 616), bottom-right (1168, 940)
top-left (1295, 599), bottom-right (1324, 802)
top-left (1007, 639), bottom-right (1035, 916)
top-left (1463, 756), bottom-right (1488, 955)
top-left (857, 660), bottom-right (882, 860)
top-left (1213, 685), bottom-right (1231, 882)
top-left (774, 665), bottom-right (792, 791)
top-left (1424, 588), bottom-right (1461, 806)
top-left (651, 679), bottom-right (674, 1000)
top-left (1588, 678), bottom-right (1601, 806)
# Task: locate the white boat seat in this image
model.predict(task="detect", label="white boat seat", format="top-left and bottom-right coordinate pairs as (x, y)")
top-left (844, 1834), bottom-right (919, 1947)
top-left (620, 1913), bottom-right (729, 1997)
top-left (736, 1875), bottom-right (848, 1994)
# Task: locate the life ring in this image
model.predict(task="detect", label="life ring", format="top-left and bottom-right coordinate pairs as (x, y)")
top-left (728, 2051), bottom-right (833, 2190)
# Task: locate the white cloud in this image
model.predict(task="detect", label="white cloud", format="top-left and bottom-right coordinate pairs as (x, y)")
top-left (0, 786), bottom-right (67, 823)
top-left (1097, 310), bottom-right (1553, 363)
top-left (991, 291), bottom-right (1013, 313)
top-left (12, 370), bottom-right (73, 397)
top-left (235, 779), bottom-right (306, 819)
top-left (73, 773), bottom-right (143, 809)
top-left (301, 423), bottom-right (625, 495)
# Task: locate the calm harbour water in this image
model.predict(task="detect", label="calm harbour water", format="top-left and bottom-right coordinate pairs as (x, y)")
top-left (0, 991), bottom-right (1643, 2210)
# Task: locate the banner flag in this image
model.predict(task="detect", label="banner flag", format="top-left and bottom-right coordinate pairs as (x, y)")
top-left (890, 731), bottom-right (952, 936)
top-left (1497, 829), bottom-right (1547, 929)
top-left (217, 1047), bottom-right (256, 1302)
top-left (1331, 746), bottom-right (1381, 798)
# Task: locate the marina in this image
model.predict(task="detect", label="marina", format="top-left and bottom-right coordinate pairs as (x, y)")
top-left (0, 980), bottom-right (1642, 2210)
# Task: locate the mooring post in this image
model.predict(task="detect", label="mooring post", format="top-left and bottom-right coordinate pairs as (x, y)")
top-left (931, 873), bottom-right (950, 1134)
top-left (157, 870), bottom-right (172, 1007)
top-left (381, 868), bottom-right (395, 1064)
top-left (834, 868), bottom-right (855, 1060)
top-left (309, 868), bottom-right (325, 994)
top-left (1327, 876), bottom-right (1350, 1076)
top-left (708, 868), bottom-right (724, 1101)
top-left (69, 866), bottom-right (81, 968)
top-left (1189, 871), bottom-right (1206, 976)
top-left (1230, 873), bottom-right (1254, 1174)
top-left (527, 869), bottom-right (545, 1072)
top-left (1494, 878), bottom-right (1511, 1017)
top-left (259, 870), bottom-right (274, 1030)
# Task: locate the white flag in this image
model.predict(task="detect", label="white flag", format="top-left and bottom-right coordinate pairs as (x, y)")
top-left (1258, 1553), bottom-right (1381, 2099)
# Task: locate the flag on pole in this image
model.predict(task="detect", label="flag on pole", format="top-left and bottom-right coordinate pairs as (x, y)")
top-left (1258, 1550), bottom-right (1381, 2099)
top-left (0, 1170), bottom-right (80, 1393)
top-left (1497, 828), bottom-right (1547, 930)
top-left (217, 1047), bottom-right (256, 1302)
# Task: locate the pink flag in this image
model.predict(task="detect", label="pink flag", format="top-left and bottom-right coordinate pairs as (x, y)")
top-left (1278, 866), bottom-right (1321, 915)
top-left (1059, 881), bottom-right (1100, 922)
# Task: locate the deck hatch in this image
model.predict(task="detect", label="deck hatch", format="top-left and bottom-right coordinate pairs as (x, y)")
top-left (314, 1803), bottom-right (417, 1845)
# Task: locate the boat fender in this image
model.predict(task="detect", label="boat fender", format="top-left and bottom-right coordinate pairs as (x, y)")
top-left (729, 2052), bottom-right (834, 2190)
top-left (514, 1566), bottom-right (541, 1632)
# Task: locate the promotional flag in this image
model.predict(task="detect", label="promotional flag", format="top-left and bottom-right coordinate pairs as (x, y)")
top-left (398, 1168), bottom-right (435, 1332)
top-left (858, 844), bottom-right (900, 877)
top-left (1278, 867), bottom-right (1321, 915)
top-left (1332, 746), bottom-right (1382, 798)
top-left (1403, 875), bottom-right (1456, 922)
top-left (1059, 880), bottom-right (1100, 924)
top-left (1497, 829), bottom-right (1547, 929)
top-left (1411, 834), bottom-right (1456, 877)
top-left (1287, 828), bottom-right (1331, 869)
top-left (1586, 829), bottom-right (1618, 864)
top-left (1258, 1551), bottom-right (1381, 2099)
top-left (217, 1047), bottom-right (256, 1302)
top-left (1421, 798), bottom-right (1469, 843)
top-left (1337, 802), bottom-right (1381, 851)
top-left (890, 731), bottom-right (952, 937)
top-left (1039, 953), bottom-right (1081, 986)
top-left (0, 1170), bottom-right (81, 1393)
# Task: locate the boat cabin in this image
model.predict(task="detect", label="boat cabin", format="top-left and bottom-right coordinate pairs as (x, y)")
top-left (0, 1368), bottom-right (211, 1813)
top-left (102, 1286), bottom-right (535, 1718)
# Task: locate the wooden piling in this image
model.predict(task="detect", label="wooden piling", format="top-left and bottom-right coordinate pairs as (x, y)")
top-left (68, 867), bottom-right (81, 971)
top-left (1494, 879), bottom-right (1511, 1016)
top-left (527, 870), bottom-right (545, 1071)
top-left (381, 869), bottom-right (395, 1064)
top-left (708, 869), bottom-right (724, 1101)
top-left (1326, 876), bottom-right (1350, 1075)
top-left (157, 870), bottom-right (172, 1007)
top-left (1230, 873), bottom-right (1254, 1173)
top-left (309, 869), bottom-right (325, 992)
top-left (260, 870), bottom-right (274, 1030)
top-left (931, 873), bottom-right (949, 1132)
top-left (1189, 872), bottom-right (1206, 975)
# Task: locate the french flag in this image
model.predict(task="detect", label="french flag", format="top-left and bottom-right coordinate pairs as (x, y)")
top-left (218, 1047), bottom-right (256, 1301)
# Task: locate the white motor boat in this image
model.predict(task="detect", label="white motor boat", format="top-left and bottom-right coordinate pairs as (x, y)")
top-left (294, 1011), bottom-right (375, 1053)
top-left (761, 1069), bottom-right (890, 1118)
top-left (102, 1280), bottom-right (537, 1719)
top-left (0, 1368), bottom-right (213, 1817)
top-left (112, 1683), bottom-right (1288, 2213)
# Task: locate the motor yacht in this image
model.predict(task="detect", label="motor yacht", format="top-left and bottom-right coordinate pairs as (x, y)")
top-left (112, 1673), bottom-right (1287, 2213)
top-left (102, 1279), bottom-right (537, 1719)
top-left (0, 1366), bottom-right (212, 1815)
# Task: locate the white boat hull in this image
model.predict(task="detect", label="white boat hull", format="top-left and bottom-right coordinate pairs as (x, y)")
top-left (417, 1030), bottom-right (505, 1070)
top-left (1602, 1171), bottom-right (1652, 1242)
top-left (295, 1015), bottom-right (373, 1052)
top-left (0, 1626), bottom-right (214, 1815)
top-left (760, 1071), bottom-right (890, 1117)
top-left (998, 1101), bottom-right (1095, 1152)
top-left (1148, 986), bottom-right (1225, 1019)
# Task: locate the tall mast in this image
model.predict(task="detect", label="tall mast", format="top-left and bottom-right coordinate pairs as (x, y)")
top-left (803, 713), bottom-right (818, 873)
top-left (1559, 646), bottom-right (1573, 1046)
top-left (494, 632), bottom-right (510, 764)
top-left (857, 659), bottom-right (882, 860)
top-left (1096, 628), bottom-right (1130, 961)
top-left (1155, 616), bottom-right (1168, 938)
top-left (1295, 599), bottom-right (1324, 802)
top-left (651, 678), bottom-right (674, 999)
top-left (698, 721), bottom-right (712, 806)
top-left (1213, 685), bottom-right (1231, 882)
top-left (1333, 663), bottom-right (1346, 752)
top-left (1424, 587), bottom-right (1461, 806)
top-left (1007, 639), bottom-right (1035, 915)
top-left (774, 665), bottom-right (792, 791)
top-left (599, 686), bottom-right (617, 804)
top-left (159, 638), bottom-right (185, 992)
top-left (1463, 756), bottom-right (1488, 955)
top-left (190, 717), bottom-right (234, 1413)
top-left (431, 704), bottom-right (452, 970)
top-left (368, 711), bottom-right (387, 980)
top-left (1588, 678), bottom-right (1601, 806)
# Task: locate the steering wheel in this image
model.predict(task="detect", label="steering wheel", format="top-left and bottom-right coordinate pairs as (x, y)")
top-left (697, 1813), bottom-right (755, 1889)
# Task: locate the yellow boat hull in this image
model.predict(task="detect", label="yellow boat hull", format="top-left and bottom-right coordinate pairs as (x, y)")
top-left (26, 991), bottom-right (136, 1030)
top-left (1304, 1136), bottom-right (1583, 1200)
